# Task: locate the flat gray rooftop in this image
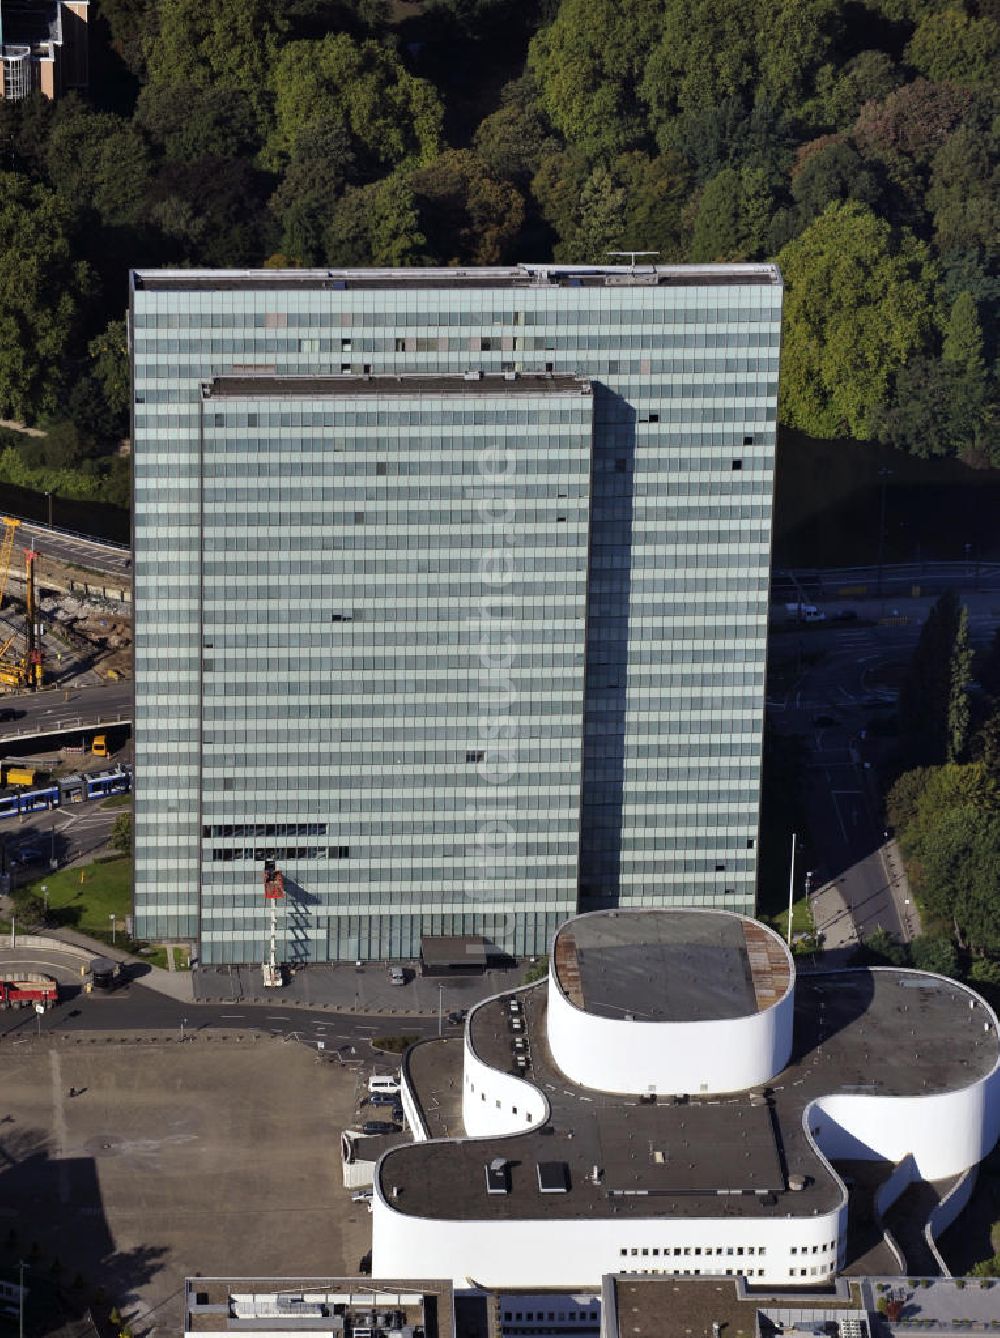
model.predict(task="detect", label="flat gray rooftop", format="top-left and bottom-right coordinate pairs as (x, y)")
top-left (553, 910), bottom-right (792, 1022)
top-left (606, 1278), bottom-right (866, 1338)
top-left (184, 1277), bottom-right (453, 1337)
top-left (133, 263), bottom-right (781, 292)
top-left (560, 911), bottom-right (757, 1022)
top-left (378, 968), bottom-right (998, 1223)
top-left (205, 373), bottom-right (590, 398)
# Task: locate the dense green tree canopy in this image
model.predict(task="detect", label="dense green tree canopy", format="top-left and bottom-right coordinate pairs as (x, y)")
top-left (325, 175), bottom-right (429, 267)
top-left (778, 202), bottom-right (936, 438)
top-left (407, 150), bottom-right (525, 265)
top-left (265, 35), bottom-right (443, 174)
top-left (0, 173), bottom-right (94, 424)
top-left (143, 0), bottom-right (284, 129)
top-left (0, 0), bottom-right (995, 456)
top-left (906, 7), bottom-right (1000, 88)
top-left (46, 98), bottom-right (151, 228)
top-left (527, 0), bottom-right (662, 155)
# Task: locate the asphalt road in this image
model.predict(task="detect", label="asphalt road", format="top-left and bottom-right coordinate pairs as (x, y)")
top-left (767, 587), bottom-right (1000, 945)
top-left (0, 979), bottom-right (448, 1052)
top-left (18, 519), bottom-right (132, 579)
top-left (0, 681), bottom-right (132, 745)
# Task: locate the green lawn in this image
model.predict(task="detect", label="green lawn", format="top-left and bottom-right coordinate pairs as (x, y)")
top-left (143, 945), bottom-right (169, 970)
top-left (100, 794), bottom-right (132, 810)
top-left (769, 896), bottom-right (817, 950)
top-left (17, 858), bottom-right (131, 942)
top-left (172, 944), bottom-right (190, 971)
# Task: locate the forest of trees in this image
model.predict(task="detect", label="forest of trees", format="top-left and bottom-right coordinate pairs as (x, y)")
top-left (881, 593), bottom-right (1000, 973)
top-left (0, 0), bottom-right (996, 493)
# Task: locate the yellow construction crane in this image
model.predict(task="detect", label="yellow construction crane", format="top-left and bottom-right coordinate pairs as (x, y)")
top-left (0, 517), bottom-right (20, 612)
top-left (0, 517), bottom-right (42, 690)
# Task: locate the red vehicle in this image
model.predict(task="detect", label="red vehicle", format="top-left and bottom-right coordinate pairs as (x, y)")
top-left (0, 973), bottom-right (58, 1009)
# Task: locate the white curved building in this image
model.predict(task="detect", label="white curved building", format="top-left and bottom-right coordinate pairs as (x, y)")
top-left (372, 908), bottom-right (1000, 1289)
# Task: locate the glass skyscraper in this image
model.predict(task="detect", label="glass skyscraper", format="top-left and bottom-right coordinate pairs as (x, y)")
top-left (131, 264), bottom-right (782, 963)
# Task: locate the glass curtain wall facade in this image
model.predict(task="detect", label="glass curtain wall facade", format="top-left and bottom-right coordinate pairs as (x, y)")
top-left (198, 375), bottom-right (592, 962)
top-left (131, 264), bottom-right (782, 961)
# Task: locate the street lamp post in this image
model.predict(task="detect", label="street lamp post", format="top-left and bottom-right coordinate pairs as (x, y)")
top-left (180, 1017), bottom-right (187, 1041)
top-left (44, 491), bottom-right (53, 528)
top-left (34, 1001), bottom-right (44, 1039)
top-left (108, 913), bottom-right (116, 946)
top-left (41, 884), bottom-right (48, 920)
top-left (438, 982), bottom-right (444, 1038)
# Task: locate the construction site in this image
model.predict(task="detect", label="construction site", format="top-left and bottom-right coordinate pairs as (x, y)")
top-left (0, 514), bottom-right (132, 694)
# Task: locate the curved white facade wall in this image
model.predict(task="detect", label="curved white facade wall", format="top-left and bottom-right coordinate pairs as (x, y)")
top-left (371, 1193), bottom-right (845, 1289)
top-left (462, 1011), bottom-right (548, 1138)
top-left (546, 940), bottom-right (794, 1097)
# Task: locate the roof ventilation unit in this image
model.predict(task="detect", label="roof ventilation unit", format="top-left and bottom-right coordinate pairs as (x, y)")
top-left (537, 1161), bottom-right (570, 1194)
top-left (486, 1159), bottom-right (511, 1195)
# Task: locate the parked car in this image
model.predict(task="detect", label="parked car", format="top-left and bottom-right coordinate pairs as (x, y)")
top-left (351, 1189), bottom-right (373, 1204)
top-left (388, 965), bottom-right (407, 986)
top-left (361, 1119), bottom-right (400, 1136)
top-left (447, 1009), bottom-right (468, 1026)
top-left (368, 1091), bottom-right (399, 1107)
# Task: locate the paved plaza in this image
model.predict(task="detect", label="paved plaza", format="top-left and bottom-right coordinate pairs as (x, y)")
top-left (0, 1036), bottom-right (374, 1335)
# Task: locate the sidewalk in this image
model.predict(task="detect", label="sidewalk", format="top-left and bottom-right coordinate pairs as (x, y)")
top-left (46, 926), bottom-right (195, 1002)
top-left (810, 877), bottom-right (858, 950)
top-left (194, 959), bottom-right (529, 1015)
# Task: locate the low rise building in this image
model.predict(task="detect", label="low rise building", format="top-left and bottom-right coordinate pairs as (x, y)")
top-left (0, 0), bottom-right (88, 101)
top-left (371, 908), bottom-right (1000, 1290)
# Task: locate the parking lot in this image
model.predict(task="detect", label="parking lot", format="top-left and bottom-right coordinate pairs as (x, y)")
top-left (0, 1035), bottom-right (376, 1335)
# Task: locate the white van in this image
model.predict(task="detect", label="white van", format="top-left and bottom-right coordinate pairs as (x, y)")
top-left (785, 602), bottom-right (826, 623)
top-left (368, 1073), bottom-right (401, 1096)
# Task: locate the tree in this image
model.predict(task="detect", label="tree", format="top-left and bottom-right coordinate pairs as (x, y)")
top-left (269, 118), bottom-right (357, 266)
top-left (790, 139), bottom-right (883, 225)
top-left (874, 356), bottom-right (986, 461)
top-left (906, 7), bottom-right (1000, 89)
top-left (536, 149), bottom-right (692, 264)
top-left (777, 202), bottom-right (936, 439)
top-left (473, 76), bottom-right (560, 186)
top-left (910, 932), bottom-right (959, 978)
top-left (861, 926), bottom-right (909, 966)
top-left (45, 98), bottom-right (151, 229)
top-left (136, 83), bottom-right (261, 162)
top-left (852, 78), bottom-right (974, 168)
top-left (88, 320), bottom-right (131, 435)
top-left (811, 50), bottom-right (902, 130)
top-left (885, 766), bottom-right (933, 835)
top-left (927, 119), bottom-right (1000, 257)
top-left (324, 175), bottom-right (429, 267)
top-left (143, 0), bottom-right (284, 134)
top-left (943, 291), bottom-right (986, 376)
top-left (0, 173), bottom-right (94, 424)
top-left (264, 35), bottom-right (443, 176)
top-left (98, 0), bottom-right (153, 76)
top-left (408, 150), bottom-right (525, 266)
top-left (897, 590), bottom-right (967, 766)
top-left (690, 165), bottom-right (776, 261)
top-left (528, 0), bottom-right (662, 156)
top-left (111, 813), bottom-right (133, 856)
top-left (948, 604), bottom-right (973, 763)
top-left (146, 158), bottom-right (276, 267)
